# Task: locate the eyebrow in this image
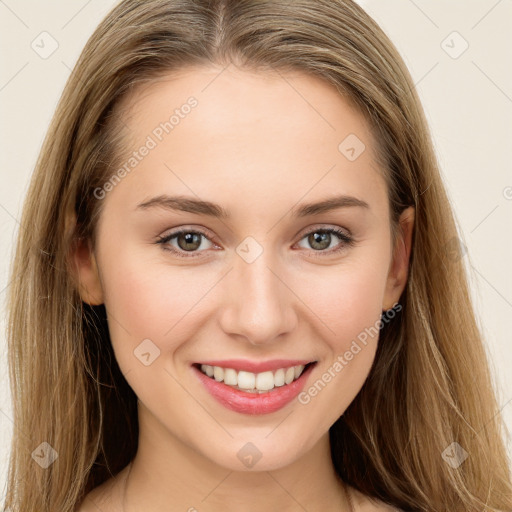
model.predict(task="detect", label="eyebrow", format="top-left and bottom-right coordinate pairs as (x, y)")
top-left (136, 194), bottom-right (369, 218)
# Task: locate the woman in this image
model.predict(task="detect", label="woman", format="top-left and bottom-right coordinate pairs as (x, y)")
top-left (4, 0), bottom-right (511, 511)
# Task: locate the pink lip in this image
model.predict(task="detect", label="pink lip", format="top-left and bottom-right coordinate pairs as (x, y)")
top-left (195, 359), bottom-right (314, 373)
top-left (192, 362), bottom-right (316, 415)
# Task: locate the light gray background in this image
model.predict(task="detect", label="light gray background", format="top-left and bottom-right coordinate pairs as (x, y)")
top-left (1, 0), bottom-right (511, 500)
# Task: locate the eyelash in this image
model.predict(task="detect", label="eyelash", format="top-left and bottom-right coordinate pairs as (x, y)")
top-left (155, 226), bottom-right (355, 259)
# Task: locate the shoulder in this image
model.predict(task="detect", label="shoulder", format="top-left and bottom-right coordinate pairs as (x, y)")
top-left (347, 485), bottom-right (403, 512)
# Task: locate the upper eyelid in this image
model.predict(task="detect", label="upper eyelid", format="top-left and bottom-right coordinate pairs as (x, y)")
top-left (296, 224), bottom-right (352, 238)
top-left (159, 224), bottom-right (352, 241)
top-left (158, 226), bottom-right (217, 244)
top-left (158, 224), bottom-right (352, 251)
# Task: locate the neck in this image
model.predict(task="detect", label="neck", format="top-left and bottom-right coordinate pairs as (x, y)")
top-left (120, 403), bottom-right (352, 512)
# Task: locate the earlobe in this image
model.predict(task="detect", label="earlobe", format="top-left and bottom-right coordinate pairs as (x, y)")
top-left (69, 236), bottom-right (104, 306)
top-left (382, 206), bottom-right (415, 311)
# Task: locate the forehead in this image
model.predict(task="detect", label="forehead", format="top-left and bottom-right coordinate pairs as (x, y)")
top-left (121, 64), bottom-right (374, 147)
top-left (104, 64), bottom-right (386, 219)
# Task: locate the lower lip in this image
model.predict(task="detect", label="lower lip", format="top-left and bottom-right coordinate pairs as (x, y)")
top-left (192, 363), bottom-right (316, 415)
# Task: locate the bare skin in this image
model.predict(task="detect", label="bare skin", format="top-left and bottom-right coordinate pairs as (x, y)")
top-left (74, 64), bottom-right (413, 512)
top-left (78, 464), bottom-right (400, 512)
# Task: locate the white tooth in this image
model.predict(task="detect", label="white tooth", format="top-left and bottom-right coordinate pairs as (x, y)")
top-left (285, 367), bottom-right (295, 385)
top-left (294, 365), bottom-right (305, 379)
top-left (256, 371), bottom-right (274, 391)
top-left (213, 366), bottom-right (224, 382)
top-left (237, 370), bottom-right (256, 389)
top-left (223, 368), bottom-right (238, 386)
top-left (274, 368), bottom-right (285, 387)
top-left (205, 364), bottom-right (305, 390)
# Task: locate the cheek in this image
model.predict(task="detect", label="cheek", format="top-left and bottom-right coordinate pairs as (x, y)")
top-left (99, 222), bottom-right (391, 371)
top-left (292, 253), bottom-right (390, 350)
top-left (102, 242), bottom-right (391, 343)
top-left (98, 244), bottom-right (216, 363)
top-left (291, 259), bottom-right (390, 430)
top-left (97, 251), bottom-right (217, 415)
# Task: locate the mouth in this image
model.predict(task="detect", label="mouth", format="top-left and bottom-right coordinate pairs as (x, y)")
top-left (191, 360), bottom-right (317, 415)
top-left (193, 361), bottom-right (316, 394)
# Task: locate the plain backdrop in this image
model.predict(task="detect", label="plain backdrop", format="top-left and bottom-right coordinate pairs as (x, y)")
top-left (1, 0), bottom-right (511, 500)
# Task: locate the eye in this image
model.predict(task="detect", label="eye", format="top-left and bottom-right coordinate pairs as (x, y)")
top-left (295, 227), bottom-right (355, 257)
top-left (156, 228), bottom-right (216, 258)
top-left (156, 226), bottom-right (355, 259)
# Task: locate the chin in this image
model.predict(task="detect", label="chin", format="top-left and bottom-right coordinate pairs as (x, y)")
top-left (195, 431), bottom-right (315, 473)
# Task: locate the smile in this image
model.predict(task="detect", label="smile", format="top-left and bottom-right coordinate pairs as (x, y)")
top-left (192, 360), bottom-right (317, 414)
top-left (198, 363), bottom-right (311, 393)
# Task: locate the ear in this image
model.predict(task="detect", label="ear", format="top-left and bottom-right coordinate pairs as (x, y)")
top-left (69, 234), bottom-right (104, 306)
top-left (382, 206), bottom-right (415, 311)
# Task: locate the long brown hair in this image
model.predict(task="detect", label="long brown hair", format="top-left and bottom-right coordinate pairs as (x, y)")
top-left (5, 1), bottom-right (511, 510)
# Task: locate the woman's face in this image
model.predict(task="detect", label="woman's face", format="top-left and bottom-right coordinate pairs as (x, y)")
top-left (76, 65), bottom-right (413, 472)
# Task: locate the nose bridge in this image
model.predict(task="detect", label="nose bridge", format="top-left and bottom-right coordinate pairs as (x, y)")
top-left (219, 241), bottom-right (296, 344)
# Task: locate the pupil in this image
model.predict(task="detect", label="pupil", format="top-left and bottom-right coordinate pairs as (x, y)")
top-left (179, 232), bottom-right (200, 251)
top-left (311, 232), bottom-right (330, 250)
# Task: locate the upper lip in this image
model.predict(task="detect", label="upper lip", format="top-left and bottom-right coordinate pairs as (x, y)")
top-left (194, 359), bottom-right (316, 373)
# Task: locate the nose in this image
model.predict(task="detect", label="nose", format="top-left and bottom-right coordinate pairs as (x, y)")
top-left (218, 248), bottom-right (297, 346)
